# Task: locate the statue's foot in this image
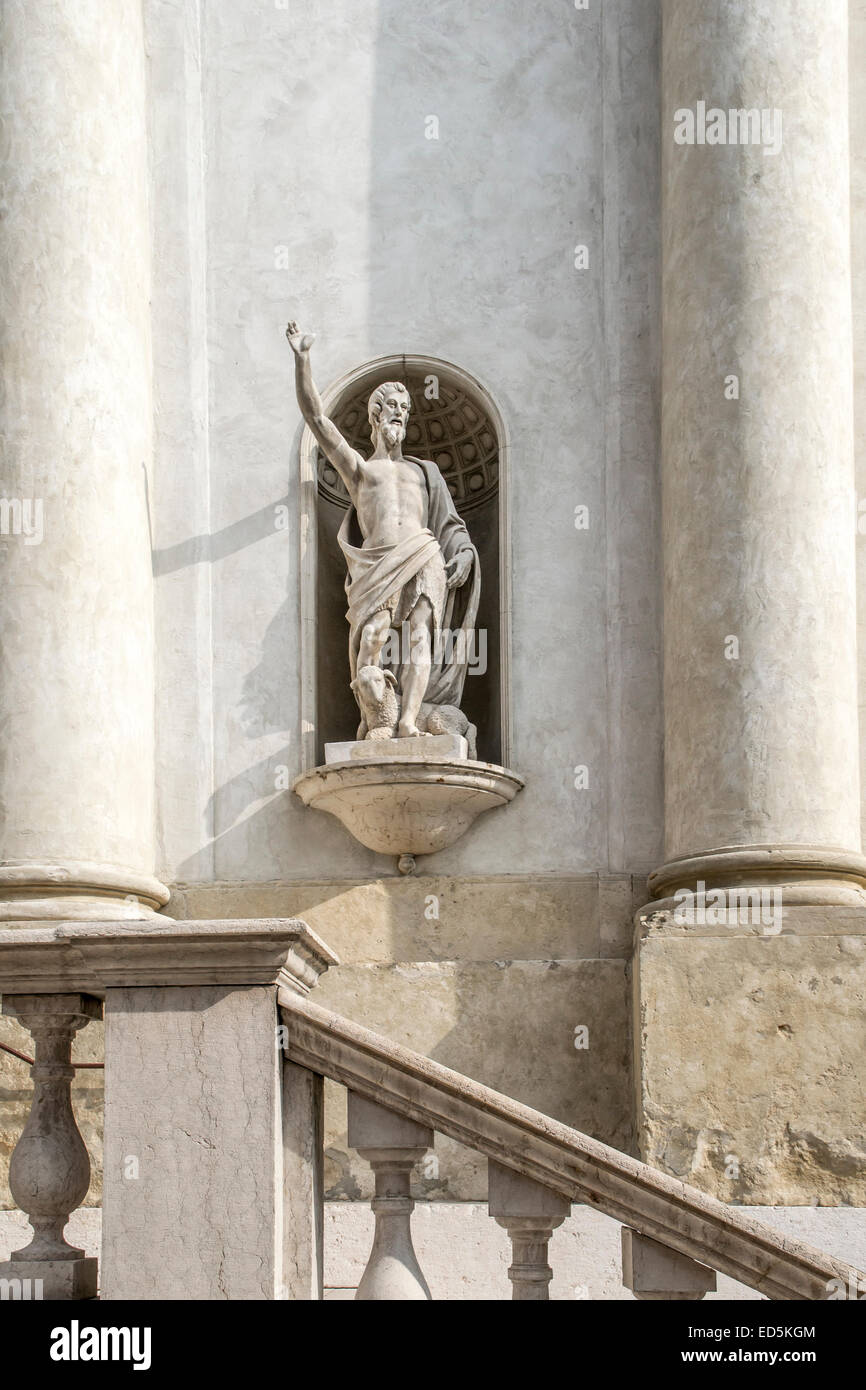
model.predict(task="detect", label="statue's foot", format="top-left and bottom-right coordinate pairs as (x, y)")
top-left (397, 721), bottom-right (430, 739)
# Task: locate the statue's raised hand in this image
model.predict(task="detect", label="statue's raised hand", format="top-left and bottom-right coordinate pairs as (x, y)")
top-left (286, 321), bottom-right (315, 355)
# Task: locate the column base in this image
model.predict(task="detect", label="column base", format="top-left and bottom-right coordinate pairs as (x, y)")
top-left (648, 844), bottom-right (866, 911)
top-left (633, 904), bottom-right (866, 1204)
top-left (0, 861), bottom-right (171, 922)
top-left (0, 1256), bottom-right (97, 1300)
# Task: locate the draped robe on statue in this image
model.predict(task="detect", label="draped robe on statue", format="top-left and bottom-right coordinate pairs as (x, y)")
top-left (337, 456), bottom-right (481, 719)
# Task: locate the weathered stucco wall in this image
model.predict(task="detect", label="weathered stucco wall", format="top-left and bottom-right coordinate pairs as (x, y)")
top-left (150, 0), bottom-right (663, 889)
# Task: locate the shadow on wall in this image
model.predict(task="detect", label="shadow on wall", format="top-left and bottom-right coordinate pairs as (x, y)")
top-left (152, 500), bottom-right (286, 576)
top-left (155, 493), bottom-right (299, 879)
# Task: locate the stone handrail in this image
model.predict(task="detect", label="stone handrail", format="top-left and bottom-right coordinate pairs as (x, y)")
top-left (278, 988), bottom-right (865, 1301)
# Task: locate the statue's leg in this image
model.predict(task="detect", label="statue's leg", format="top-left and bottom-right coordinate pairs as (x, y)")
top-left (398, 597), bottom-right (433, 738)
top-left (357, 609), bottom-right (392, 669)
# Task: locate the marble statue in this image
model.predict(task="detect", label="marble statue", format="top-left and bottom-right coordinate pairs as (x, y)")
top-left (287, 322), bottom-right (480, 743)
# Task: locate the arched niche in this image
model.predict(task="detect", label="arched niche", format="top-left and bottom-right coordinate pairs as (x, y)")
top-left (299, 355), bottom-right (511, 770)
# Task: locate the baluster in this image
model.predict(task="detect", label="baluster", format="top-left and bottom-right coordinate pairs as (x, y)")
top-left (0, 993), bottom-right (101, 1299)
top-left (621, 1228), bottom-right (716, 1300)
top-left (488, 1159), bottom-right (570, 1300)
top-left (347, 1092), bottom-right (433, 1300)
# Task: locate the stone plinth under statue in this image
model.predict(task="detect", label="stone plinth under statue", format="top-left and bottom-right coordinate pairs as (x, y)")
top-left (324, 732), bottom-right (467, 764)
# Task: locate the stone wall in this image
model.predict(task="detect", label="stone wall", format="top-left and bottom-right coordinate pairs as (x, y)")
top-left (149, 0), bottom-right (663, 887)
top-left (172, 873), bottom-right (641, 1198)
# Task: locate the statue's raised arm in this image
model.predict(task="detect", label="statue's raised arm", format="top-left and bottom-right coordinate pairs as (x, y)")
top-left (286, 322), bottom-right (360, 493)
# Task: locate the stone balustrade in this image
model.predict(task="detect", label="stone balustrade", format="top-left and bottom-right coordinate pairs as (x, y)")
top-left (279, 988), bottom-right (866, 1302)
top-left (1, 917), bottom-right (864, 1301)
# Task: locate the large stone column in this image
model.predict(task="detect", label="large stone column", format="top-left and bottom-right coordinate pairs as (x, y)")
top-left (651, 0), bottom-right (866, 907)
top-left (0, 1), bottom-right (167, 919)
top-left (635, 1), bottom-right (866, 1204)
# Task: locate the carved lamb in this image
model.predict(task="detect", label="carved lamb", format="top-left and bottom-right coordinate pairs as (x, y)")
top-left (351, 664), bottom-right (478, 760)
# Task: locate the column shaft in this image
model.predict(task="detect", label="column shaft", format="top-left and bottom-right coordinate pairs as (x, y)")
top-left (655, 0), bottom-right (865, 904)
top-left (0, 0), bottom-right (167, 918)
top-left (636, 1), bottom-right (866, 1203)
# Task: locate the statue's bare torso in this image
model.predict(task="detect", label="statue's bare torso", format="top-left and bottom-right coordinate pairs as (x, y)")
top-left (349, 453), bottom-right (430, 549)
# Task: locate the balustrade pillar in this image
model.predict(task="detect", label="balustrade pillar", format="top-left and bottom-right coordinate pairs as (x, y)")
top-left (0, 993), bottom-right (101, 1299)
top-left (622, 1228), bottom-right (716, 1301)
top-left (488, 1159), bottom-right (570, 1301)
top-left (348, 1092), bottom-right (433, 1301)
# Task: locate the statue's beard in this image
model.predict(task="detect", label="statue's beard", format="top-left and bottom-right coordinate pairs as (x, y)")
top-left (380, 422), bottom-right (405, 448)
